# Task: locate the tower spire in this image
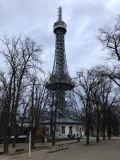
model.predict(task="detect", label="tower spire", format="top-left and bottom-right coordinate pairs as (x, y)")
top-left (58, 6), bottom-right (62, 21)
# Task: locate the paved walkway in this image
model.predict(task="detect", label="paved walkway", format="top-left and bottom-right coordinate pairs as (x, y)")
top-left (1, 137), bottom-right (120, 160)
top-left (0, 139), bottom-right (77, 154)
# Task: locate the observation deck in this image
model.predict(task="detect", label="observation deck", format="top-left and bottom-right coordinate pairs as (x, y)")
top-left (53, 21), bottom-right (67, 34)
top-left (45, 74), bottom-right (75, 91)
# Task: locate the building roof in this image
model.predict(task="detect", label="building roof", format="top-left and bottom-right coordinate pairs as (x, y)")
top-left (39, 117), bottom-right (83, 125)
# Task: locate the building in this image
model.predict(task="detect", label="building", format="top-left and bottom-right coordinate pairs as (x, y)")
top-left (40, 118), bottom-right (85, 139)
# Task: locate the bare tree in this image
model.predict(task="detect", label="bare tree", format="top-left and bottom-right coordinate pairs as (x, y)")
top-left (0, 37), bottom-right (43, 153)
top-left (98, 16), bottom-right (120, 61)
top-left (106, 89), bottom-right (120, 140)
top-left (0, 72), bottom-right (12, 153)
top-left (75, 69), bottom-right (98, 145)
top-left (28, 75), bottom-right (46, 148)
top-left (75, 66), bottom-right (119, 144)
top-left (88, 67), bottom-right (118, 141)
top-left (98, 16), bottom-right (120, 87)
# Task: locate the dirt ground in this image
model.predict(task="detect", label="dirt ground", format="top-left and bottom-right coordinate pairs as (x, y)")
top-left (1, 137), bottom-right (120, 160)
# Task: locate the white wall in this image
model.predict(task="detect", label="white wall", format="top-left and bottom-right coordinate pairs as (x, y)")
top-left (55, 124), bottom-right (85, 138)
top-left (43, 123), bottom-right (85, 139)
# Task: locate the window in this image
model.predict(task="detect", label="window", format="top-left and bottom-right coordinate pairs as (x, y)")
top-left (69, 126), bottom-right (72, 135)
top-left (61, 126), bottom-right (65, 134)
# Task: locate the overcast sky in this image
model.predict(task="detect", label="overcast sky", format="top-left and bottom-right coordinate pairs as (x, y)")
top-left (0, 0), bottom-right (120, 77)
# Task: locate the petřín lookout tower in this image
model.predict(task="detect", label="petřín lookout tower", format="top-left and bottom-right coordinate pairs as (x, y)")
top-left (45, 7), bottom-right (74, 91)
top-left (43, 8), bottom-right (82, 145)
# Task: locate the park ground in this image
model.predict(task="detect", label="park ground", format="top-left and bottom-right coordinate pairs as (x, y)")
top-left (0, 137), bottom-right (120, 160)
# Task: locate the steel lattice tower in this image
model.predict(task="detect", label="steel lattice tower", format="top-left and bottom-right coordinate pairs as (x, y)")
top-left (44, 8), bottom-right (77, 144)
top-left (45, 7), bottom-right (75, 91)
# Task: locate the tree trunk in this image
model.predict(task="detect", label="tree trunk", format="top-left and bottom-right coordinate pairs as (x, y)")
top-left (50, 104), bottom-right (55, 146)
top-left (108, 128), bottom-right (111, 140)
top-left (52, 130), bottom-right (55, 146)
top-left (12, 132), bottom-right (17, 147)
top-left (4, 133), bottom-right (10, 153)
top-left (96, 126), bottom-right (100, 143)
top-left (52, 105), bottom-right (57, 146)
top-left (31, 127), bottom-right (36, 149)
top-left (102, 106), bottom-right (106, 141)
top-left (108, 113), bottom-right (111, 140)
top-left (96, 107), bottom-right (100, 143)
top-left (102, 121), bottom-right (106, 141)
top-left (4, 142), bottom-right (9, 154)
top-left (12, 120), bottom-right (17, 147)
top-left (3, 110), bottom-right (11, 153)
top-left (86, 116), bottom-right (90, 145)
top-left (86, 129), bottom-right (89, 145)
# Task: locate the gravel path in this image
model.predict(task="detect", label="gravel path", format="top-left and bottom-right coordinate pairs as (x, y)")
top-left (1, 138), bottom-right (120, 160)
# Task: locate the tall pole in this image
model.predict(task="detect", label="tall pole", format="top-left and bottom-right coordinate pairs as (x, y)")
top-left (29, 131), bottom-right (31, 157)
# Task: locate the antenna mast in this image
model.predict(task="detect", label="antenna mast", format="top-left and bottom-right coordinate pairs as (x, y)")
top-left (58, 6), bottom-right (62, 21)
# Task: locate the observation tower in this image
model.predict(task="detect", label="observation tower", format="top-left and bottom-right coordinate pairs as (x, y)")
top-left (45, 7), bottom-right (74, 91)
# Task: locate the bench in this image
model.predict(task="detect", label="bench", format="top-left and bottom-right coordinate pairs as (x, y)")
top-left (48, 143), bottom-right (70, 153)
top-left (15, 148), bottom-right (24, 152)
top-left (48, 146), bottom-right (59, 153)
top-left (58, 143), bottom-right (70, 150)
